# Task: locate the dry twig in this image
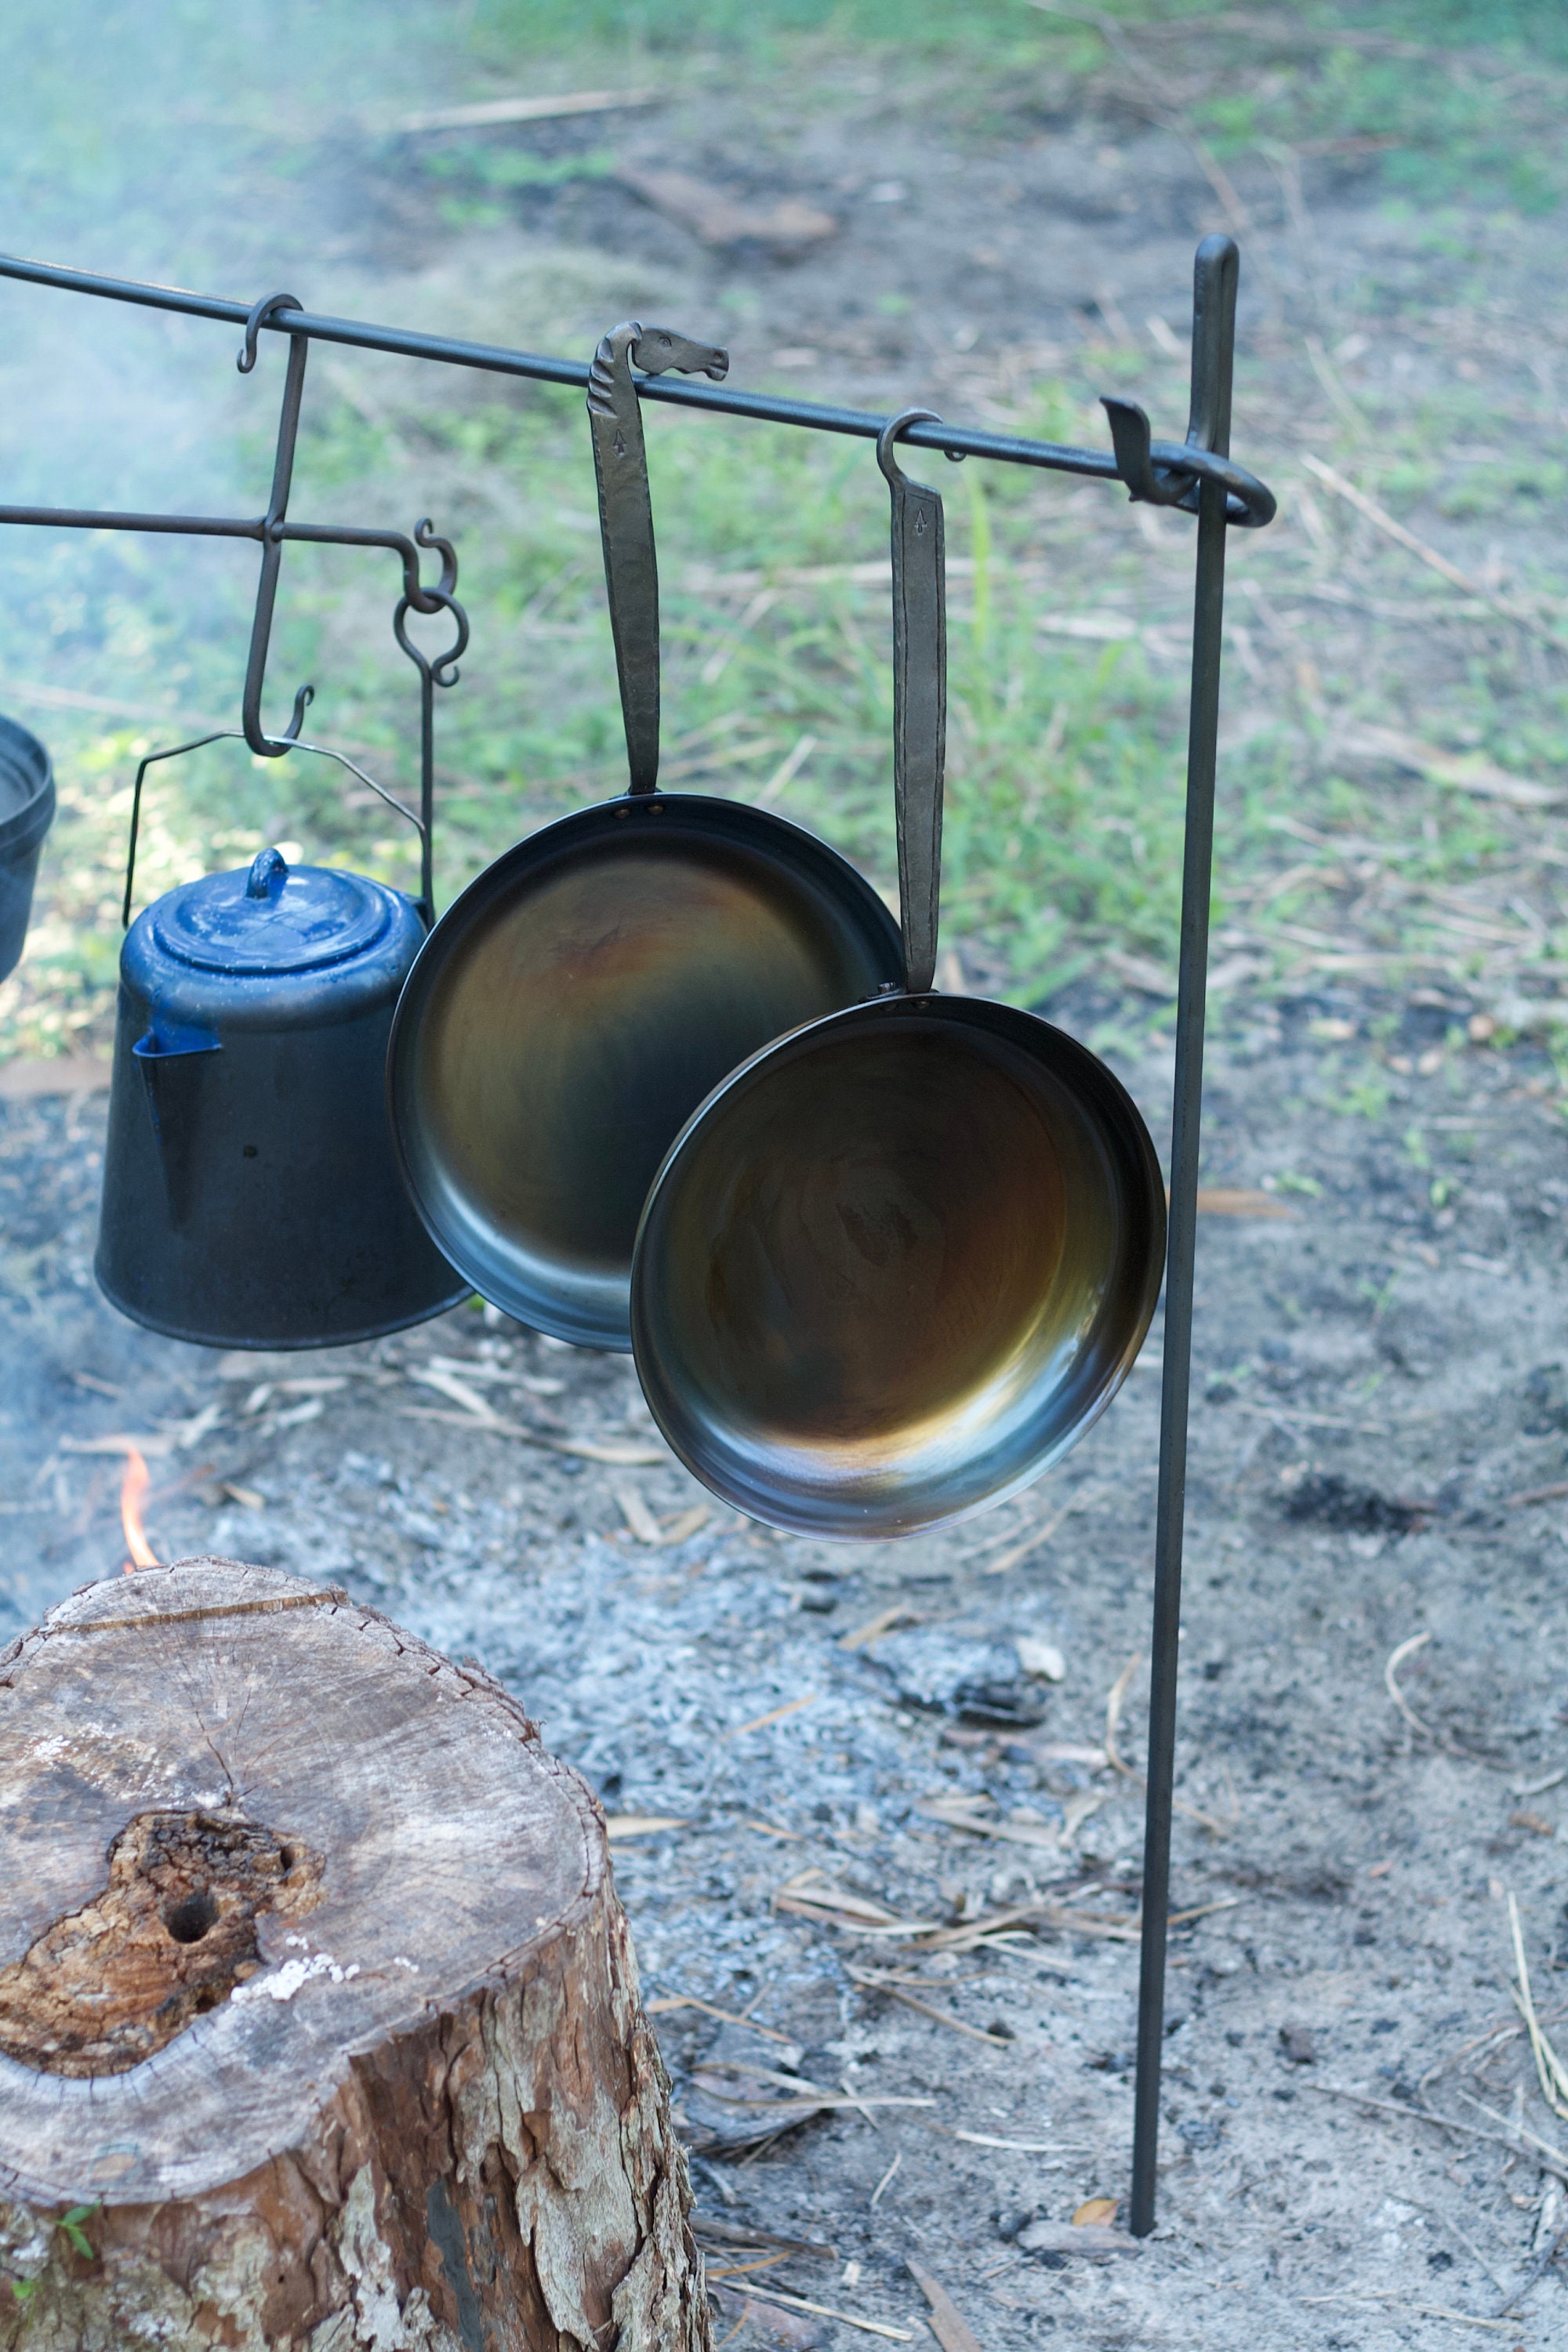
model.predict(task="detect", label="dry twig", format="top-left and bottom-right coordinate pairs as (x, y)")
top-left (1385, 1630), bottom-right (1434, 1737)
top-left (848, 1966), bottom-right (1013, 2048)
top-left (1508, 1892), bottom-right (1568, 2124)
top-left (1302, 456), bottom-right (1567, 653)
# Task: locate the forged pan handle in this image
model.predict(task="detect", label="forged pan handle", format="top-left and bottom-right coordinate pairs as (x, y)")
top-left (879, 410), bottom-right (946, 996)
top-left (588, 321), bottom-right (728, 796)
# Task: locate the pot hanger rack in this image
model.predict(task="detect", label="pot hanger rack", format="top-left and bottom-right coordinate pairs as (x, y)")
top-left (0, 235), bottom-right (1276, 2236)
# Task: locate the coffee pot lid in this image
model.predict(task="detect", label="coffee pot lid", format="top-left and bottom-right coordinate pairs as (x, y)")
top-left (150, 848), bottom-right (394, 976)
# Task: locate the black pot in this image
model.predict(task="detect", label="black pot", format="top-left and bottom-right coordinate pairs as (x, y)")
top-left (0, 714), bottom-right (56, 985)
top-left (96, 845), bottom-right (466, 1348)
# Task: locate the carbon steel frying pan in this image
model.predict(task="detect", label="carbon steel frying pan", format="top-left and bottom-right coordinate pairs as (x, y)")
top-left (387, 323), bottom-right (902, 1348)
top-left (630, 412), bottom-right (1167, 1537)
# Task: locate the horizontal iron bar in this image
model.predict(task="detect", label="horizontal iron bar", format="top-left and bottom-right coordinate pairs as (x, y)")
top-left (0, 251), bottom-right (1273, 521)
top-left (0, 503), bottom-right (260, 538)
top-left (0, 506), bottom-right (427, 558)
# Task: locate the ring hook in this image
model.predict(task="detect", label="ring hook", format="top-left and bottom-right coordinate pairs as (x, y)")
top-left (877, 407), bottom-right (944, 491)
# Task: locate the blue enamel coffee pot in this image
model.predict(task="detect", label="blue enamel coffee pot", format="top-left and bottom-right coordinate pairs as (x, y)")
top-left (96, 804), bottom-right (466, 1348)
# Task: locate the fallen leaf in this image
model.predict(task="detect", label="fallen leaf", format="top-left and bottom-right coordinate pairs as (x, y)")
top-left (1072, 2198), bottom-right (1120, 2228)
top-left (906, 2262), bottom-right (983, 2352)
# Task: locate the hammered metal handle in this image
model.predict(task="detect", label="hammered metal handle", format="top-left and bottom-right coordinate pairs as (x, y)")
top-left (587, 321), bottom-right (728, 795)
top-left (878, 409), bottom-right (946, 995)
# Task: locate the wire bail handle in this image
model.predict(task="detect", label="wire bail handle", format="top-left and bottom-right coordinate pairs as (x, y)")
top-left (587, 320), bottom-right (728, 796)
top-left (119, 730), bottom-right (431, 931)
top-left (878, 408), bottom-right (947, 999)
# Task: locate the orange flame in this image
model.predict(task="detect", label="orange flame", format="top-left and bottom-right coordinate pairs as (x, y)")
top-left (121, 1447), bottom-right (158, 1572)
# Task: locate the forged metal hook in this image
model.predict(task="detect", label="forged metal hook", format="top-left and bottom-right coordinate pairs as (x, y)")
top-left (1100, 238), bottom-right (1272, 528)
top-left (238, 289), bottom-right (303, 375)
top-left (240, 298), bottom-right (313, 753)
top-left (392, 519), bottom-right (470, 920)
top-left (391, 521), bottom-right (469, 688)
top-left (877, 408), bottom-right (946, 999)
top-left (876, 404), bottom-right (943, 492)
top-left (586, 318), bottom-right (729, 795)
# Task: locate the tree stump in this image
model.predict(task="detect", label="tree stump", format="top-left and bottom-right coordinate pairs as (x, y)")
top-left (0, 1559), bottom-right (710, 2352)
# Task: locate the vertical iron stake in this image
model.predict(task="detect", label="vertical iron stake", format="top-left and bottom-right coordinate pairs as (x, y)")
top-left (1129, 234), bottom-right (1238, 2238)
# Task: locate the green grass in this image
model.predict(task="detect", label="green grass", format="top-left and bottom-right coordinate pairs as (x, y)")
top-left (0, 368), bottom-right (1206, 1057)
top-left (2, 0), bottom-right (1567, 1064)
top-left (462, 0), bottom-right (1568, 212)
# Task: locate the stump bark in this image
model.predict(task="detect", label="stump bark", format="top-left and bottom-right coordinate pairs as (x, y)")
top-left (0, 1559), bottom-right (710, 2352)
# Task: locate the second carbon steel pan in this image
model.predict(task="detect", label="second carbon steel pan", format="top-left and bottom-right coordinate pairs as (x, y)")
top-left (630, 416), bottom-right (1166, 1536)
top-left (389, 323), bottom-right (901, 1349)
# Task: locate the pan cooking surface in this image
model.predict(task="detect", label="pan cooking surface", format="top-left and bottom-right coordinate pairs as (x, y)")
top-left (632, 996), bottom-right (1165, 1535)
top-left (390, 798), bottom-right (901, 1349)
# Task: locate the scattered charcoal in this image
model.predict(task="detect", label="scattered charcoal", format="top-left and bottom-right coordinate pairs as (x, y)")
top-left (1281, 1471), bottom-right (1425, 1534)
top-left (1278, 2023), bottom-right (1316, 2065)
top-left (953, 1676), bottom-right (1047, 1728)
top-left (1226, 1861), bottom-right (1350, 1901)
top-left (1522, 1362), bottom-right (1568, 1434)
top-left (873, 1628), bottom-right (1048, 1726)
top-left (994, 2206), bottom-right (1036, 2241)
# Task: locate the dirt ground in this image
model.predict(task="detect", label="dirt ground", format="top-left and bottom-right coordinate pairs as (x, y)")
top-left (5, 17), bottom-right (1568, 2350)
top-left (8, 987), bottom-right (1568, 2348)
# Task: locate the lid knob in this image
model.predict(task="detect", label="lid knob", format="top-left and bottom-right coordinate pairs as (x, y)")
top-left (246, 847), bottom-right (289, 902)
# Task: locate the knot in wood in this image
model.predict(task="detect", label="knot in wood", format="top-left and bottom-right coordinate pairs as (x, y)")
top-left (0, 1807), bottom-right (323, 2076)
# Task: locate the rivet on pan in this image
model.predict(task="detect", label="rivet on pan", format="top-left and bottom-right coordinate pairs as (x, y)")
top-left (648, 801), bottom-right (665, 814)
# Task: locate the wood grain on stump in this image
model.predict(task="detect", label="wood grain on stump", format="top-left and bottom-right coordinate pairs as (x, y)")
top-left (0, 1559), bottom-right (710, 2352)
